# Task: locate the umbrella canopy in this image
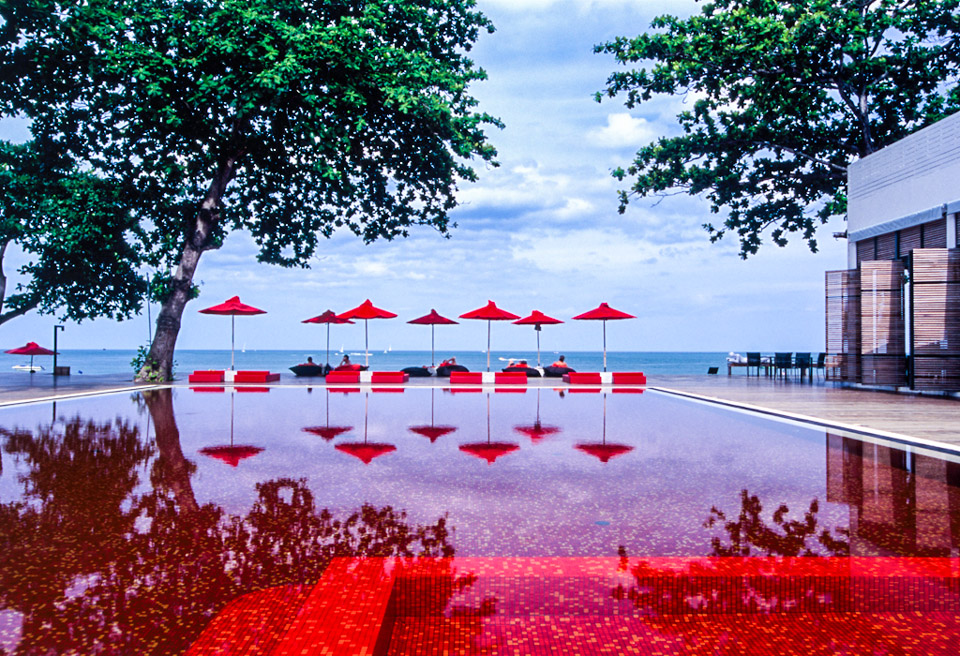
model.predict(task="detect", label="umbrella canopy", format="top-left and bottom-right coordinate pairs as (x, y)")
top-left (335, 392), bottom-right (397, 464)
top-left (408, 388), bottom-right (457, 443)
top-left (5, 341), bottom-right (58, 372)
top-left (513, 310), bottom-right (563, 367)
top-left (303, 310), bottom-right (355, 368)
top-left (459, 393), bottom-right (519, 465)
top-left (459, 301), bottom-right (520, 371)
top-left (513, 388), bottom-right (560, 443)
top-left (574, 393), bottom-right (634, 463)
top-left (199, 296), bottom-right (267, 370)
top-left (338, 300), bottom-right (397, 367)
top-left (571, 302), bottom-right (636, 371)
top-left (408, 309), bottom-right (458, 367)
top-left (302, 390), bottom-right (353, 441)
top-left (198, 391), bottom-right (264, 467)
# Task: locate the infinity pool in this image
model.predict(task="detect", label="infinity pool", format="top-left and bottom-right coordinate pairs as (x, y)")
top-left (1, 386), bottom-right (958, 654)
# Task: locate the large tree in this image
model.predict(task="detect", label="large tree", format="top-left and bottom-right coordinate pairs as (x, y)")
top-left (2, 0), bottom-right (499, 380)
top-left (595, 0), bottom-right (960, 257)
top-left (0, 141), bottom-right (147, 326)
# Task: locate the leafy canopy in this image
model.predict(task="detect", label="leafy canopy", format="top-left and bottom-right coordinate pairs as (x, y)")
top-left (595, 0), bottom-right (960, 257)
top-left (2, 0), bottom-right (500, 270)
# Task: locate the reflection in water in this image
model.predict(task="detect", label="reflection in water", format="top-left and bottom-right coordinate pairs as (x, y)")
top-left (335, 392), bottom-right (397, 463)
top-left (302, 388), bottom-right (353, 441)
top-left (408, 388), bottom-right (458, 442)
top-left (512, 388), bottom-right (560, 442)
top-left (0, 389), bottom-right (455, 655)
top-left (574, 392), bottom-right (634, 463)
top-left (458, 394), bottom-right (520, 464)
top-left (196, 389), bottom-right (264, 467)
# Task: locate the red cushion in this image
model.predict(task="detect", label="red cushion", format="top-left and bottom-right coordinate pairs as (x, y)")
top-left (563, 372), bottom-right (602, 384)
top-left (494, 372), bottom-right (527, 385)
top-left (189, 370), bottom-right (224, 383)
top-left (235, 371), bottom-right (280, 383)
top-left (612, 372), bottom-right (646, 385)
top-left (370, 372), bottom-right (409, 384)
top-left (326, 371), bottom-right (361, 383)
top-left (450, 371), bottom-right (482, 384)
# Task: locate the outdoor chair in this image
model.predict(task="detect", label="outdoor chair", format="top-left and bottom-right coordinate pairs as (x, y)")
top-left (774, 352), bottom-right (793, 378)
top-left (795, 352), bottom-right (812, 380)
top-left (746, 352), bottom-right (762, 376)
top-left (814, 352), bottom-right (827, 379)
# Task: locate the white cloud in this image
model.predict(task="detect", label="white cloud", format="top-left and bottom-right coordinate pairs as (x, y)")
top-left (588, 113), bottom-right (658, 148)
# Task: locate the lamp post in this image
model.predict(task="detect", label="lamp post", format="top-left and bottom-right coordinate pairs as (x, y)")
top-left (53, 325), bottom-right (64, 375)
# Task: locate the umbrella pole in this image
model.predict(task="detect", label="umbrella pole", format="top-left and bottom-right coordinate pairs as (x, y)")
top-left (326, 324), bottom-right (331, 368)
top-left (231, 315), bottom-right (236, 370)
top-left (602, 320), bottom-right (607, 372)
top-left (365, 320), bottom-right (369, 367)
top-left (536, 329), bottom-right (541, 368)
top-left (30, 354), bottom-right (34, 372)
top-left (487, 320), bottom-right (491, 371)
top-left (431, 324), bottom-right (435, 367)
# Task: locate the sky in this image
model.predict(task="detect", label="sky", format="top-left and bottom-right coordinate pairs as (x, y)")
top-left (1, 0), bottom-right (848, 355)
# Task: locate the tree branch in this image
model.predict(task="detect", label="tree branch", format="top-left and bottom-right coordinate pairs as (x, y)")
top-left (755, 141), bottom-right (847, 173)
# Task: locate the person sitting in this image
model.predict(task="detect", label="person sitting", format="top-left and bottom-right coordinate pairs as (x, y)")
top-left (439, 356), bottom-right (457, 367)
top-left (551, 355), bottom-right (570, 368)
top-left (299, 356), bottom-right (317, 366)
top-left (334, 354), bottom-right (366, 372)
top-left (543, 355), bottom-right (575, 378)
top-left (504, 359), bottom-right (541, 377)
top-left (339, 354), bottom-right (351, 367)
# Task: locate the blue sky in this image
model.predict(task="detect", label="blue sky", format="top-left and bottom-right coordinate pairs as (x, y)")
top-left (1, 0), bottom-right (847, 354)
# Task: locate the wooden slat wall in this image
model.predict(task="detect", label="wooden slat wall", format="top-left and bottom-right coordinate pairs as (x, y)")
top-left (876, 232), bottom-right (897, 261)
top-left (856, 239), bottom-right (874, 264)
top-left (860, 260), bottom-right (906, 386)
top-left (911, 248), bottom-right (960, 390)
top-left (900, 225), bottom-right (923, 254)
top-left (924, 219), bottom-right (948, 249)
top-left (825, 270), bottom-right (860, 381)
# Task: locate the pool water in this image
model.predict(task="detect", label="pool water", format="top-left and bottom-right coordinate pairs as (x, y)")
top-left (1, 386), bottom-right (958, 654)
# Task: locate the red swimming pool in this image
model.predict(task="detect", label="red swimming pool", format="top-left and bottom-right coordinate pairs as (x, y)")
top-left (0, 386), bottom-right (957, 654)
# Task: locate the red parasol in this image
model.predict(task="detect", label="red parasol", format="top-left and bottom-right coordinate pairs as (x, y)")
top-left (513, 310), bottom-right (563, 367)
top-left (574, 393), bottom-right (634, 464)
top-left (513, 389), bottom-right (560, 443)
top-left (199, 391), bottom-right (264, 467)
top-left (303, 310), bottom-right (354, 369)
top-left (407, 309), bottom-right (458, 367)
top-left (459, 393), bottom-right (519, 465)
top-left (571, 302), bottom-right (635, 371)
top-left (460, 301), bottom-right (520, 371)
top-left (335, 392), bottom-right (396, 464)
top-left (302, 389), bottom-right (353, 441)
top-left (408, 388), bottom-right (457, 443)
top-left (338, 300), bottom-right (397, 367)
top-left (5, 341), bottom-right (58, 372)
top-left (199, 296), bottom-right (267, 370)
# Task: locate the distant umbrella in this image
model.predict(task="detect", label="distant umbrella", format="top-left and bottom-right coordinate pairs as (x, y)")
top-left (199, 296), bottom-right (267, 370)
top-left (5, 341), bottom-right (57, 372)
top-left (459, 393), bottom-right (519, 465)
top-left (302, 310), bottom-right (354, 369)
top-left (513, 310), bottom-right (563, 367)
top-left (574, 393), bottom-right (633, 463)
top-left (571, 302), bottom-right (636, 371)
top-left (302, 389), bottom-right (353, 441)
top-left (335, 392), bottom-right (397, 464)
top-left (199, 391), bottom-right (264, 467)
top-left (408, 388), bottom-right (458, 443)
top-left (407, 309), bottom-right (458, 367)
top-left (513, 389), bottom-right (560, 443)
top-left (338, 300), bottom-right (397, 367)
top-left (460, 301), bottom-right (520, 371)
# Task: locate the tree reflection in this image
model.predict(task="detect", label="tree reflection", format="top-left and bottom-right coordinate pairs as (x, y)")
top-left (0, 389), bottom-right (456, 655)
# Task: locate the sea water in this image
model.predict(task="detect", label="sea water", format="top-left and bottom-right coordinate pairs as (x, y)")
top-left (39, 350), bottom-right (729, 377)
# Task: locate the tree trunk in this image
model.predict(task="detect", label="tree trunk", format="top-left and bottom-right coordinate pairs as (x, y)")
top-left (136, 154), bottom-right (240, 381)
top-left (144, 387), bottom-right (199, 514)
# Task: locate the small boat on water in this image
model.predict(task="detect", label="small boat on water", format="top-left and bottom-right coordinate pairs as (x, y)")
top-left (12, 364), bottom-right (43, 373)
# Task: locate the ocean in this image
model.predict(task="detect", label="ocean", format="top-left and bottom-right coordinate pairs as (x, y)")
top-left (35, 350), bottom-right (730, 377)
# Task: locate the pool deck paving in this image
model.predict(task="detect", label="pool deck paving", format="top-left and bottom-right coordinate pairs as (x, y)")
top-left (1, 370), bottom-right (957, 449)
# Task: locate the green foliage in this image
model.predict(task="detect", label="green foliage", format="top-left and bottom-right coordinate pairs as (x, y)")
top-left (131, 343), bottom-right (173, 381)
top-left (0, 141), bottom-right (148, 324)
top-left (596, 0), bottom-right (960, 257)
top-left (3, 0), bottom-right (501, 270)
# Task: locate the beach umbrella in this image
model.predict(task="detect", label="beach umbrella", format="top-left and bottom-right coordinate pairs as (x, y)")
top-left (513, 310), bottom-right (563, 367)
top-left (338, 299), bottom-right (397, 367)
top-left (335, 392), bottom-right (397, 464)
top-left (407, 309), bottom-right (458, 367)
top-left (302, 389), bottom-right (353, 440)
top-left (459, 393), bottom-right (519, 465)
top-left (459, 300), bottom-right (520, 371)
top-left (571, 302), bottom-right (636, 371)
top-left (513, 389), bottom-right (560, 443)
top-left (199, 296), bottom-right (266, 370)
top-left (574, 393), bottom-right (633, 463)
top-left (5, 341), bottom-right (57, 373)
top-left (302, 310), bottom-right (355, 369)
top-left (408, 388), bottom-right (458, 443)
top-left (199, 391), bottom-right (264, 467)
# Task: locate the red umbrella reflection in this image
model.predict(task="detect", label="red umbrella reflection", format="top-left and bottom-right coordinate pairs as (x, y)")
top-left (199, 296), bottom-right (267, 370)
top-left (408, 388), bottom-right (457, 443)
top-left (5, 341), bottom-right (57, 372)
top-left (407, 309), bottom-right (458, 367)
top-left (459, 393), bottom-right (519, 464)
top-left (571, 302), bottom-right (635, 372)
top-left (338, 299), bottom-right (397, 367)
top-left (335, 392), bottom-right (396, 464)
top-left (302, 310), bottom-right (354, 370)
top-left (513, 310), bottom-right (563, 368)
top-left (574, 393), bottom-right (633, 463)
top-left (302, 389), bottom-right (353, 441)
top-left (460, 301), bottom-right (520, 371)
top-left (514, 389), bottom-right (560, 443)
top-left (199, 391), bottom-right (264, 467)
